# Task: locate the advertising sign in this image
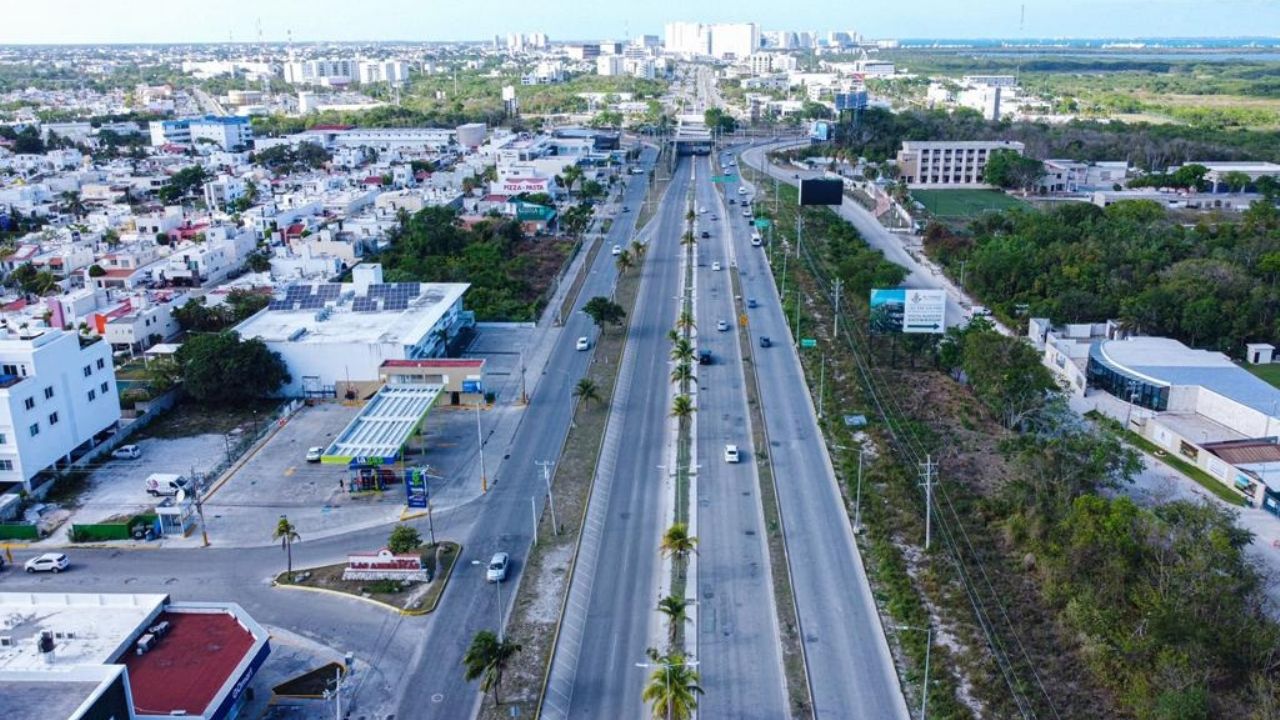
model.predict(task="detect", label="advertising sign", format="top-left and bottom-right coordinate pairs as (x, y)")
top-left (798, 179), bottom-right (843, 206)
top-left (870, 288), bottom-right (947, 334)
top-left (800, 338), bottom-right (817, 348)
top-left (462, 379), bottom-right (483, 394)
top-left (834, 90), bottom-right (869, 112)
top-left (809, 120), bottom-right (831, 142)
top-left (492, 177), bottom-right (551, 195)
top-left (405, 468), bottom-right (428, 508)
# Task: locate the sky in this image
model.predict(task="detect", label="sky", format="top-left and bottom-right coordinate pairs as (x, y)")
top-left (2, 0), bottom-right (1279, 45)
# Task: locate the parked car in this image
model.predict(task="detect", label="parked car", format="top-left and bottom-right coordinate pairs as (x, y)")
top-left (112, 445), bottom-right (142, 460)
top-left (724, 444), bottom-right (740, 463)
top-left (728, 198), bottom-right (736, 204)
top-left (486, 552), bottom-right (510, 582)
top-left (717, 319), bottom-right (730, 331)
top-left (305, 447), bottom-right (323, 463)
top-left (759, 336), bottom-right (772, 348)
top-left (145, 473), bottom-right (189, 497)
top-left (710, 215), bottom-right (718, 221)
top-left (25, 553), bottom-right (69, 574)
top-left (747, 298), bottom-right (758, 308)
top-left (576, 337), bottom-right (590, 351)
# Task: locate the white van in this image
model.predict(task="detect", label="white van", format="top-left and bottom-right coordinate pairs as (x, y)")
top-left (145, 473), bottom-right (189, 497)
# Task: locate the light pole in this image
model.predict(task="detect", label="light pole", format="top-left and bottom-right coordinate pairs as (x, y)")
top-left (895, 624), bottom-right (933, 720)
top-left (834, 443), bottom-right (870, 535)
top-left (475, 402), bottom-right (488, 493)
top-left (537, 460), bottom-right (559, 535)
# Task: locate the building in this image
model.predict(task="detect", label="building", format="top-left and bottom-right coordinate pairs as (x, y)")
top-left (234, 263), bottom-right (472, 397)
top-left (1030, 320), bottom-right (1280, 511)
top-left (0, 328), bottom-right (119, 493)
top-left (1035, 159), bottom-right (1129, 193)
top-left (357, 59), bottom-right (411, 86)
top-left (664, 21), bottom-right (710, 56)
top-left (665, 22), bottom-right (759, 59)
top-left (0, 591), bottom-right (269, 720)
top-left (283, 58), bottom-right (357, 86)
top-left (565, 44), bottom-right (601, 61)
top-left (896, 140), bottom-right (1025, 187)
top-left (961, 75), bottom-right (1018, 88)
top-left (596, 55), bottom-right (626, 76)
top-left (148, 116), bottom-right (253, 151)
top-left (1165, 161), bottom-right (1280, 192)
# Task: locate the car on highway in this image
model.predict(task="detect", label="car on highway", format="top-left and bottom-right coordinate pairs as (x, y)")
top-left (112, 444), bottom-right (142, 460)
top-left (717, 319), bottom-right (729, 331)
top-left (747, 298), bottom-right (758, 308)
top-left (710, 215), bottom-right (717, 221)
top-left (305, 447), bottom-right (323, 463)
top-left (25, 553), bottom-right (69, 574)
top-left (576, 337), bottom-right (590, 351)
top-left (751, 233), bottom-right (762, 246)
top-left (486, 552), bottom-right (510, 582)
top-left (728, 198), bottom-right (735, 204)
top-left (700, 230), bottom-right (710, 239)
top-left (737, 187), bottom-right (747, 195)
top-left (698, 349), bottom-right (713, 365)
top-left (724, 444), bottom-right (740, 463)
top-left (712, 261), bottom-right (722, 271)
top-left (759, 336), bottom-right (772, 348)
top-left (611, 244), bottom-right (622, 256)
top-left (622, 206), bottom-right (630, 212)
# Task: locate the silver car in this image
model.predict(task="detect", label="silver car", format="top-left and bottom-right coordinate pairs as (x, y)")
top-left (486, 552), bottom-right (510, 582)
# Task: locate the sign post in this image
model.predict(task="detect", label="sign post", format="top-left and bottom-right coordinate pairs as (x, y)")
top-left (869, 288), bottom-right (947, 334)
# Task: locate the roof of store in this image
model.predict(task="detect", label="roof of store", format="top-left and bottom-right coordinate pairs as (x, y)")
top-left (0, 592), bottom-right (166, 671)
top-left (324, 383), bottom-right (443, 462)
top-left (124, 610), bottom-right (255, 717)
top-left (1097, 336), bottom-right (1280, 417)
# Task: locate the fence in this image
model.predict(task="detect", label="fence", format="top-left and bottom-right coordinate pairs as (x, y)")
top-left (70, 513), bottom-right (157, 542)
top-left (0, 523), bottom-right (39, 541)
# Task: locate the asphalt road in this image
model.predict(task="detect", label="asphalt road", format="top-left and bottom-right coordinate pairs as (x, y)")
top-left (730, 144), bottom-right (911, 720)
top-left (543, 158), bottom-right (692, 720)
top-left (0, 147), bottom-right (660, 720)
top-left (691, 157), bottom-right (790, 719)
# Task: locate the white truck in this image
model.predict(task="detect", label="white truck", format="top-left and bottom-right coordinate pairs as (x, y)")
top-left (145, 473), bottom-right (189, 497)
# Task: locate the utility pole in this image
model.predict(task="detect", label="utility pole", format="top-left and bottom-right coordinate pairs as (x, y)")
top-left (475, 402), bottom-right (488, 493)
top-left (958, 260), bottom-right (968, 288)
top-left (920, 455), bottom-right (936, 550)
top-left (193, 483), bottom-right (210, 547)
top-left (531, 496), bottom-right (538, 546)
top-left (854, 445), bottom-right (867, 534)
top-left (832, 278), bottom-right (843, 340)
top-left (537, 460), bottom-right (559, 534)
top-left (818, 354), bottom-right (825, 419)
top-left (519, 349), bottom-right (528, 405)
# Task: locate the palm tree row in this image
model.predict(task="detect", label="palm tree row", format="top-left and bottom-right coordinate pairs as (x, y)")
top-left (645, 523), bottom-right (703, 719)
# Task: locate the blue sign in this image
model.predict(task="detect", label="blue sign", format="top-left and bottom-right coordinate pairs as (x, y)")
top-left (462, 380), bottom-right (483, 394)
top-left (809, 121), bottom-right (831, 142)
top-left (212, 639), bottom-right (270, 720)
top-left (406, 469), bottom-right (428, 509)
top-left (834, 90), bottom-right (869, 112)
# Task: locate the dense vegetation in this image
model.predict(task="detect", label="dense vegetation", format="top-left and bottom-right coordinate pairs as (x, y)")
top-left (827, 106), bottom-right (1280, 169)
top-left (935, 320), bottom-right (1280, 717)
top-left (377, 206), bottom-right (555, 321)
top-left (175, 331), bottom-right (290, 405)
top-left (925, 199), bottom-right (1280, 353)
top-left (173, 290), bottom-right (270, 332)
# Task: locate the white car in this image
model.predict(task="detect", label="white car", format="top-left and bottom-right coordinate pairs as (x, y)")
top-left (112, 444), bottom-right (142, 460)
top-left (712, 261), bottom-right (722, 271)
top-left (576, 337), bottom-right (591, 351)
top-left (305, 446), bottom-right (323, 463)
top-left (25, 553), bottom-right (69, 574)
top-left (486, 552), bottom-right (510, 582)
top-left (717, 320), bottom-right (730, 331)
top-left (611, 244), bottom-right (622, 256)
top-left (724, 444), bottom-right (740, 463)
top-left (737, 187), bottom-right (747, 195)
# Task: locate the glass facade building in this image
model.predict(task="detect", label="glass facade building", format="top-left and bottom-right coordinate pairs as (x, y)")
top-left (1086, 343), bottom-right (1170, 411)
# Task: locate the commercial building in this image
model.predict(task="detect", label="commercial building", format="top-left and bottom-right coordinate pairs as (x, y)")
top-left (0, 329), bottom-right (120, 493)
top-left (234, 263), bottom-right (471, 397)
top-left (357, 59), bottom-right (411, 86)
top-left (283, 58), bottom-right (357, 86)
top-left (148, 116), bottom-right (253, 151)
top-left (896, 140), bottom-right (1025, 187)
top-left (1166, 161), bottom-right (1280, 192)
top-left (665, 21), bottom-right (759, 59)
top-left (596, 55), bottom-right (626, 76)
top-left (1030, 319), bottom-right (1280, 511)
top-left (0, 591), bottom-right (270, 720)
top-left (1037, 159), bottom-right (1129, 193)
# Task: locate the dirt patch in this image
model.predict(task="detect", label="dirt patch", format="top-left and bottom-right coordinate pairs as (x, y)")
top-left (278, 542), bottom-right (459, 613)
top-left (134, 398), bottom-right (280, 439)
top-left (514, 236), bottom-right (574, 309)
top-left (525, 542), bottom-right (574, 625)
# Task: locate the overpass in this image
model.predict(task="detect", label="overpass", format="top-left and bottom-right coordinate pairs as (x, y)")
top-left (670, 114), bottom-right (713, 156)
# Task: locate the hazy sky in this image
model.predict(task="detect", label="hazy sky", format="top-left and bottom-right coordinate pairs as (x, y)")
top-left (2, 0), bottom-right (1278, 44)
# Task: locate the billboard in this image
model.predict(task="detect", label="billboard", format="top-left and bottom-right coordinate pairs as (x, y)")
top-left (870, 288), bottom-right (947, 334)
top-left (809, 120), bottom-right (832, 142)
top-left (834, 89), bottom-right (869, 112)
top-left (405, 468), bottom-right (428, 508)
top-left (798, 179), bottom-right (843, 206)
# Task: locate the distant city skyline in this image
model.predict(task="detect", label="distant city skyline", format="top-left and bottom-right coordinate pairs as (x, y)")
top-left (2, 0), bottom-right (1279, 45)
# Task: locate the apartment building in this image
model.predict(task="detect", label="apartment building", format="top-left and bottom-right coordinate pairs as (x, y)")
top-left (896, 140), bottom-right (1026, 188)
top-left (0, 329), bottom-right (120, 492)
top-left (148, 116), bottom-right (253, 151)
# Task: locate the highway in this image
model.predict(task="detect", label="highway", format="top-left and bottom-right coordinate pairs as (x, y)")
top-left (727, 145), bottom-right (912, 720)
top-left (691, 157), bottom-right (790, 718)
top-left (542, 159), bottom-right (692, 720)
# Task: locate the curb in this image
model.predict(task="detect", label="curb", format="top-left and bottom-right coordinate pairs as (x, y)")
top-left (272, 543), bottom-right (461, 617)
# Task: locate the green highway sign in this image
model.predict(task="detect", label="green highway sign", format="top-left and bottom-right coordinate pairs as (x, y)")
top-left (800, 338), bottom-right (817, 348)
top-left (754, 219), bottom-right (772, 229)
top-left (711, 175), bottom-right (738, 183)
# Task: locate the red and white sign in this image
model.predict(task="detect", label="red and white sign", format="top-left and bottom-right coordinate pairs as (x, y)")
top-left (492, 177), bottom-right (551, 195)
top-left (343, 548), bottom-right (427, 581)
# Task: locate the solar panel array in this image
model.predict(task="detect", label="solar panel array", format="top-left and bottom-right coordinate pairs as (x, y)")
top-left (352, 282), bottom-right (425, 313)
top-left (268, 283), bottom-right (343, 312)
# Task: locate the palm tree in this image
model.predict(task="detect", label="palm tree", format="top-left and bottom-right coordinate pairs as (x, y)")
top-left (675, 311), bottom-right (696, 334)
top-left (656, 595), bottom-right (691, 649)
top-left (660, 522), bottom-right (698, 562)
top-left (615, 249), bottom-right (634, 275)
top-left (642, 651), bottom-right (703, 720)
top-left (685, 207), bottom-right (695, 222)
top-left (462, 630), bottom-right (523, 705)
top-left (562, 165), bottom-right (584, 199)
top-left (666, 329), bottom-right (681, 345)
top-left (670, 362), bottom-right (697, 387)
top-left (630, 239), bottom-right (646, 258)
top-left (670, 338), bottom-right (694, 364)
top-left (274, 516), bottom-right (301, 582)
top-left (669, 394), bottom-right (695, 421)
top-left (573, 378), bottom-right (601, 408)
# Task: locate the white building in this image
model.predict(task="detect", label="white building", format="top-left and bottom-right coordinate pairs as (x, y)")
top-left (283, 59), bottom-right (357, 86)
top-left (357, 59), bottom-right (411, 86)
top-left (148, 116), bottom-right (253, 151)
top-left (234, 264), bottom-right (472, 397)
top-left (597, 55), bottom-right (626, 76)
top-left (0, 329), bottom-right (120, 491)
top-left (710, 23), bottom-right (760, 60)
top-left (896, 140), bottom-right (1025, 187)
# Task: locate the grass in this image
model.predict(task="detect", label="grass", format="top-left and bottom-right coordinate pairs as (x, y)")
top-left (1246, 362), bottom-right (1280, 390)
top-left (133, 398), bottom-right (280, 439)
top-left (910, 189), bottom-right (1026, 219)
top-left (478, 219), bottom-right (648, 720)
top-left (277, 542), bottom-right (459, 613)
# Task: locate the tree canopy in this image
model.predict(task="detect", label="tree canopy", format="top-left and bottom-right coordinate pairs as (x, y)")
top-left (175, 331), bottom-right (290, 405)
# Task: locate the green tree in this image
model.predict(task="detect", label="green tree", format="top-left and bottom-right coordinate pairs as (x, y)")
top-left (462, 630), bottom-right (523, 705)
top-left (670, 338), bottom-right (694, 363)
top-left (656, 595), bottom-right (691, 649)
top-left (583, 296), bottom-right (626, 331)
top-left (615, 249), bottom-right (634, 275)
top-left (669, 362), bottom-right (696, 386)
top-left (660, 522), bottom-right (697, 561)
top-left (274, 515), bottom-right (301, 582)
top-left (1219, 170), bottom-right (1252, 192)
top-left (641, 651), bottom-right (703, 720)
top-left (573, 377), bottom-right (601, 408)
top-left (983, 149), bottom-right (1044, 191)
top-left (958, 324), bottom-right (1055, 429)
top-left (387, 524), bottom-right (422, 554)
top-left (674, 311), bottom-right (696, 334)
top-left (175, 331), bottom-right (290, 406)
top-left (670, 394), bottom-right (695, 420)
top-left (561, 164), bottom-right (584, 199)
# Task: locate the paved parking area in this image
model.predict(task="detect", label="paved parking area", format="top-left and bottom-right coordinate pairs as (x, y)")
top-left (465, 324), bottom-right (535, 403)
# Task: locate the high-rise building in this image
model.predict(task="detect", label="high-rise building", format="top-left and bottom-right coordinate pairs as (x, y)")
top-left (664, 22), bottom-right (710, 56)
top-left (506, 33), bottom-right (526, 52)
top-left (597, 55), bottom-right (626, 76)
top-left (709, 23), bottom-right (760, 60)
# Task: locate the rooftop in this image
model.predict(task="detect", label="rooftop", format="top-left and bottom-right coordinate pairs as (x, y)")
top-left (325, 383), bottom-right (443, 462)
top-left (123, 610), bottom-right (255, 717)
top-left (0, 592), bottom-right (167, 671)
top-left (1097, 336), bottom-right (1280, 417)
top-left (237, 281), bottom-right (468, 347)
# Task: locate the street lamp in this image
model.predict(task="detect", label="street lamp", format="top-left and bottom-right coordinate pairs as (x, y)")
top-left (894, 624), bottom-right (932, 720)
top-left (475, 402), bottom-right (488, 493)
top-left (834, 443), bottom-right (870, 535)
